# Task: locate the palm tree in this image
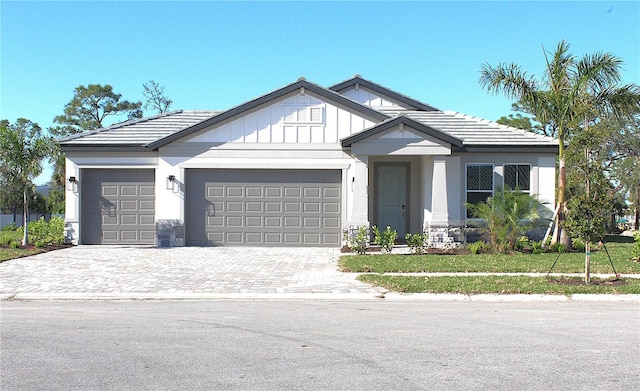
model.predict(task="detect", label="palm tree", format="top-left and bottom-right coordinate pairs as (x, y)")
top-left (0, 119), bottom-right (54, 246)
top-left (480, 41), bottom-right (640, 247)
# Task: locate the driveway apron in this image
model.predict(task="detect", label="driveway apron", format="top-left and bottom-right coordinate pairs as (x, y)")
top-left (0, 246), bottom-right (382, 300)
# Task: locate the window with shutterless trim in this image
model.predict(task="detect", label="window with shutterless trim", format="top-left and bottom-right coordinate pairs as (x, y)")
top-left (504, 164), bottom-right (531, 192)
top-left (466, 164), bottom-right (494, 218)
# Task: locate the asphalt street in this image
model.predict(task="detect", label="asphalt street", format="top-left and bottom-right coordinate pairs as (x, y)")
top-left (2, 300), bottom-right (638, 390)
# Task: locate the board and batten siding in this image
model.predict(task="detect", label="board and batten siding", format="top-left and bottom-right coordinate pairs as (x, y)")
top-left (185, 92), bottom-right (376, 144)
top-left (340, 87), bottom-right (411, 109)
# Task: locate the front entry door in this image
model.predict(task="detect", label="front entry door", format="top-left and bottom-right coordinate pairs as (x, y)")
top-left (377, 165), bottom-right (407, 237)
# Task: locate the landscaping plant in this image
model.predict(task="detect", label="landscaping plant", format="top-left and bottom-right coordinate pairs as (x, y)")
top-left (372, 226), bottom-right (397, 253)
top-left (345, 225), bottom-right (369, 254)
top-left (465, 188), bottom-right (545, 254)
top-left (405, 232), bottom-right (427, 254)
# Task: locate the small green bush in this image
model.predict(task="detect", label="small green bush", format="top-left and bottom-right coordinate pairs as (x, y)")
top-left (572, 238), bottom-right (586, 252)
top-left (549, 242), bottom-right (566, 253)
top-left (468, 241), bottom-right (484, 255)
top-left (0, 231), bottom-right (21, 246)
top-left (10, 241), bottom-right (20, 248)
top-left (1, 222), bottom-right (18, 231)
top-left (405, 232), bottom-right (427, 254)
top-left (19, 216), bottom-right (65, 247)
top-left (345, 226), bottom-right (369, 254)
top-left (531, 240), bottom-right (543, 254)
top-left (515, 236), bottom-right (530, 251)
top-left (372, 226), bottom-right (397, 253)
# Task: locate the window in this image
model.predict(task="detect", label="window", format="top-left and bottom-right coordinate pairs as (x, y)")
top-left (504, 164), bottom-right (531, 192)
top-left (466, 164), bottom-right (494, 218)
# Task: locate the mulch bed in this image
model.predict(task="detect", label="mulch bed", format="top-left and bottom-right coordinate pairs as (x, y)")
top-left (549, 278), bottom-right (627, 286)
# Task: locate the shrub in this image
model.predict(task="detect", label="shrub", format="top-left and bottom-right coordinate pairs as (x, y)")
top-left (372, 226), bottom-right (397, 253)
top-left (1, 222), bottom-right (18, 231)
top-left (405, 232), bottom-right (427, 254)
top-left (468, 241), bottom-right (484, 255)
top-left (572, 238), bottom-right (586, 252)
top-left (20, 216), bottom-right (65, 247)
top-left (549, 242), bottom-right (566, 253)
top-left (515, 236), bottom-right (530, 251)
top-left (345, 226), bottom-right (369, 255)
top-left (465, 188), bottom-right (545, 253)
top-left (0, 230), bottom-right (22, 247)
top-left (531, 240), bottom-right (543, 254)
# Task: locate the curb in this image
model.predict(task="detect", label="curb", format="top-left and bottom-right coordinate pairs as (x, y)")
top-left (3, 292), bottom-right (639, 303)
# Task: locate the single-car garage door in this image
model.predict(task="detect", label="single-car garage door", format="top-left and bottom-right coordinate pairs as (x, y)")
top-left (81, 169), bottom-right (155, 245)
top-left (186, 169), bottom-right (341, 246)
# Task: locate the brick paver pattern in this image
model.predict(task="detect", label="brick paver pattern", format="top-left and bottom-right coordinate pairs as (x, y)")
top-left (0, 246), bottom-right (382, 297)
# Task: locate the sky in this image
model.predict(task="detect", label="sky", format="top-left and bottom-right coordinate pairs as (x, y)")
top-left (1, 1), bottom-right (639, 185)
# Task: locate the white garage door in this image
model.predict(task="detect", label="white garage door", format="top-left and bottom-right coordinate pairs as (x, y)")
top-left (186, 169), bottom-right (341, 246)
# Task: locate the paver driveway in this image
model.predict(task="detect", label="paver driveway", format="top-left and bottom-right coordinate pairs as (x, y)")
top-left (0, 246), bottom-right (383, 300)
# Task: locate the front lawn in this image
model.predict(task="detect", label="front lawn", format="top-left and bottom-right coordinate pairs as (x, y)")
top-left (339, 242), bottom-right (640, 274)
top-left (0, 247), bottom-right (45, 262)
top-left (358, 275), bottom-right (640, 295)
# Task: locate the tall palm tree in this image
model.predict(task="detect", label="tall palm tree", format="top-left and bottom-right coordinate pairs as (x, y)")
top-left (480, 41), bottom-right (640, 246)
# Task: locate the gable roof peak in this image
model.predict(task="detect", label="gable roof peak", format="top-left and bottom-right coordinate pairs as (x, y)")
top-left (329, 76), bottom-right (439, 112)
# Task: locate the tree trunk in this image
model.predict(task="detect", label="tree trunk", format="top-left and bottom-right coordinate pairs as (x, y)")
top-left (22, 188), bottom-right (28, 246)
top-left (635, 188), bottom-right (639, 231)
top-left (584, 241), bottom-right (591, 284)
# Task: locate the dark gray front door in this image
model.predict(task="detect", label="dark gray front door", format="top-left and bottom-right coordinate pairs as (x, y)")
top-left (186, 169), bottom-right (341, 246)
top-left (81, 169), bottom-right (155, 245)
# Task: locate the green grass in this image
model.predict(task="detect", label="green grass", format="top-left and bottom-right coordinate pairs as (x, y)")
top-left (0, 247), bottom-right (44, 262)
top-left (339, 242), bottom-right (640, 274)
top-left (358, 275), bottom-right (640, 295)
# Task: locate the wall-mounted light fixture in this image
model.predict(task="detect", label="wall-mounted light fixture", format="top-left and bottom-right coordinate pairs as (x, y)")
top-left (166, 175), bottom-right (176, 190)
top-left (67, 176), bottom-right (78, 192)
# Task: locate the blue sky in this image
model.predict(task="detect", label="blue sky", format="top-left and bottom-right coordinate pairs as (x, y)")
top-left (1, 1), bottom-right (639, 184)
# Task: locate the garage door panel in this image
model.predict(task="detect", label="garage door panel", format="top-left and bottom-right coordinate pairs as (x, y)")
top-left (186, 169), bottom-right (340, 246)
top-left (120, 185), bottom-right (137, 196)
top-left (265, 216), bottom-right (282, 227)
top-left (82, 169), bottom-right (155, 245)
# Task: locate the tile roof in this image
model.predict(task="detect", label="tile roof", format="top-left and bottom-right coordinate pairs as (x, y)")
top-left (400, 110), bottom-right (557, 147)
top-left (58, 78), bottom-right (557, 151)
top-left (58, 110), bottom-right (220, 149)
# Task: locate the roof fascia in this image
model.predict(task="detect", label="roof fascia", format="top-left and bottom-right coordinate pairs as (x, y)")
top-left (146, 79), bottom-right (389, 150)
top-left (329, 76), bottom-right (439, 112)
top-left (341, 116), bottom-right (463, 148)
top-left (457, 145), bottom-right (559, 154)
top-left (59, 144), bottom-right (152, 152)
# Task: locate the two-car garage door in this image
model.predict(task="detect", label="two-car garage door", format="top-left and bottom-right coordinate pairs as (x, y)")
top-left (185, 169), bottom-right (341, 246)
top-left (81, 168), bottom-right (341, 246)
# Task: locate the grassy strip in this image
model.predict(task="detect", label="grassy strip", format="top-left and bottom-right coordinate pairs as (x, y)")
top-left (357, 274), bottom-right (640, 295)
top-left (340, 243), bottom-right (640, 274)
top-left (0, 247), bottom-right (45, 262)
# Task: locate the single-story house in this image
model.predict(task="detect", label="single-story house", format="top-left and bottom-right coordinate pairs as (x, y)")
top-left (59, 75), bottom-right (557, 247)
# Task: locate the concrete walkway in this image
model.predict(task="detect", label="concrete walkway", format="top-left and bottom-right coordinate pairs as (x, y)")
top-left (1, 246), bottom-right (638, 302)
